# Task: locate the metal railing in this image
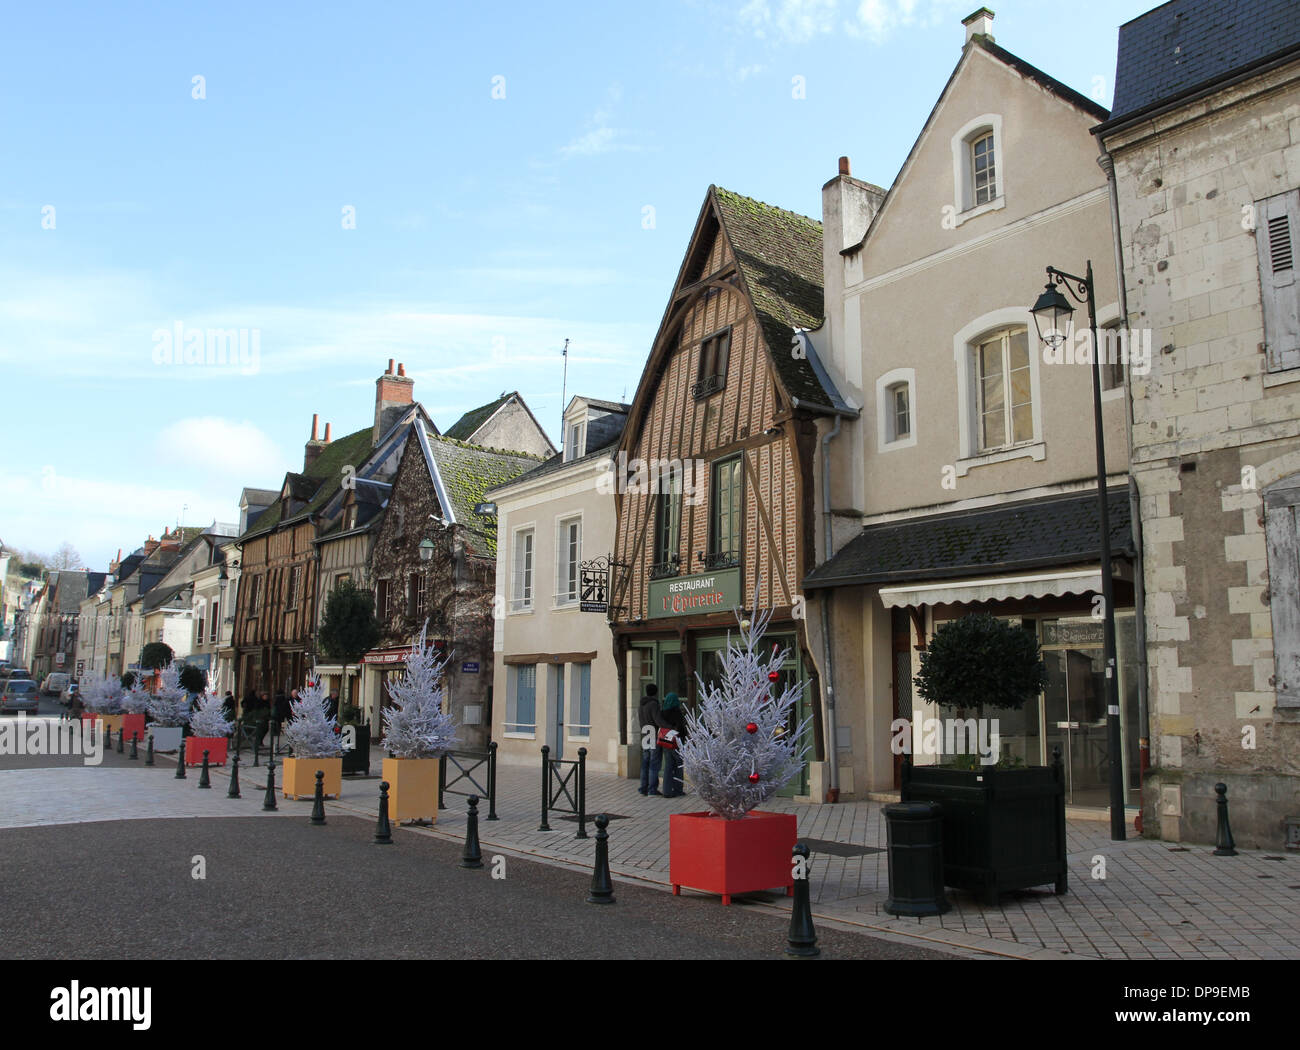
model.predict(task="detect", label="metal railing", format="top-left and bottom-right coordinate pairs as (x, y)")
top-left (439, 743), bottom-right (498, 820)
top-left (539, 744), bottom-right (587, 839)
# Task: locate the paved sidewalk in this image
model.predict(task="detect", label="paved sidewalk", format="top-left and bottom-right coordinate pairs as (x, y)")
top-left (328, 755), bottom-right (1300, 962)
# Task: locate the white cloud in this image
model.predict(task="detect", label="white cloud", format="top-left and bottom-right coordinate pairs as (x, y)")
top-left (155, 418), bottom-right (286, 484)
top-left (559, 84), bottom-right (644, 157)
top-left (736, 0), bottom-right (964, 44)
top-left (738, 0), bottom-right (839, 42)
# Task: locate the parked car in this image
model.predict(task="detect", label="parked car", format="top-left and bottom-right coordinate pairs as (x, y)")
top-left (60, 680), bottom-right (79, 704)
top-left (2, 666), bottom-right (31, 681)
top-left (41, 672), bottom-right (70, 697)
top-left (0, 679), bottom-right (40, 714)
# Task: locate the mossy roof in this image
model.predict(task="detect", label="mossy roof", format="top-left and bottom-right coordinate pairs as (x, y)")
top-left (239, 426), bottom-right (374, 541)
top-left (423, 432), bottom-right (543, 556)
top-left (444, 394), bottom-right (513, 441)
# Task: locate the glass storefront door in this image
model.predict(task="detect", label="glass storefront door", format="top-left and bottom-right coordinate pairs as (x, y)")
top-left (1043, 646), bottom-right (1109, 805)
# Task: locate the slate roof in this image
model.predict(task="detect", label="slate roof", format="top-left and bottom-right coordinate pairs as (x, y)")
top-left (239, 426), bottom-right (375, 540)
top-left (1105, 0), bottom-right (1300, 125)
top-left (445, 394), bottom-right (513, 441)
top-left (804, 488), bottom-right (1134, 590)
top-left (141, 580), bottom-right (192, 613)
top-left (712, 186), bottom-right (834, 410)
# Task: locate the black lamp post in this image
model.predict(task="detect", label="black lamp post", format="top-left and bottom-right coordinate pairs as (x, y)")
top-left (1030, 261), bottom-right (1126, 841)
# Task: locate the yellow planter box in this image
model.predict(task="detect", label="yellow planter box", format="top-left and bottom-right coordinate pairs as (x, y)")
top-left (281, 757), bottom-right (342, 800)
top-left (98, 714), bottom-right (124, 737)
top-left (382, 757), bottom-right (441, 825)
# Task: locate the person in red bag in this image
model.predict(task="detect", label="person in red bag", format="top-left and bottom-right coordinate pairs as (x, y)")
top-left (638, 683), bottom-right (665, 796)
top-left (659, 692), bottom-right (687, 798)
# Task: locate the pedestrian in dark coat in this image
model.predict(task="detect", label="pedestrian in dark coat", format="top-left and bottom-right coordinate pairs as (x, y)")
top-left (638, 683), bottom-right (665, 795)
top-left (660, 692), bottom-right (688, 797)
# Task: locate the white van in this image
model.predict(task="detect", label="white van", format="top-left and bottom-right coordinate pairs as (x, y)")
top-left (41, 672), bottom-right (70, 696)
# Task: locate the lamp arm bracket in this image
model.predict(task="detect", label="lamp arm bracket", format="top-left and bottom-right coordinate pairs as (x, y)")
top-left (1046, 266), bottom-right (1091, 305)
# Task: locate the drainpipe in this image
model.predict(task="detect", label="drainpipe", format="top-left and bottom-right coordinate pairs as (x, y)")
top-left (819, 413), bottom-right (845, 803)
top-left (1098, 148), bottom-right (1150, 811)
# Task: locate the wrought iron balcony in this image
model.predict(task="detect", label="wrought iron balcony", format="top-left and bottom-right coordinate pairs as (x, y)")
top-left (699, 550), bottom-right (740, 570)
top-left (649, 559), bottom-right (681, 581)
top-left (691, 374), bottom-right (725, 400)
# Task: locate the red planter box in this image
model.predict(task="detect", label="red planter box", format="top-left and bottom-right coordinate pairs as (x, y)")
top-left (669, 810), bottom-right (798, 905)
top-left (186, 737), bottom-right (228, 767)
top-left (121, 714), bottom-right (146, 746)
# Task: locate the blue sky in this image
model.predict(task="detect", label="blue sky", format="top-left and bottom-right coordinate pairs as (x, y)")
top-left (1, 0), bottom-right (1152, 569)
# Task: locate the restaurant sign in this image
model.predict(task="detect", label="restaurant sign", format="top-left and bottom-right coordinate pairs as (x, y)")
top-left (648, 569), bottom-right (741, 620)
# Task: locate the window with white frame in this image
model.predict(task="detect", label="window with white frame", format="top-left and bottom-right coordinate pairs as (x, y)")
top-left (1255, 189), bottom-right (1300, 372)
top-left (512, 528), bottom-right (535, 611)
top-left (950, 114), bottom-right (1004, 222)
top-left (888, 382), bottom-right (910, 440)
top-left (195, 600), bottom-right (206, 646)
top-left (209, 598), bottom-right (219, 643)
top-left (507, 664), bottom-right (537, 733)
top-left (973, 327), bottom-right (1033, 452)
top-left (564, 420), bottom-right (586, 462)
top-left (971, 132), bottom-right (997, 206)
top-left (876, 368), bottom-right (917, 451)
top-left (570, 663), bottom-right (591, 736)
top-left (556, 516), bottom-right (582, 605)
top-left (286, 565), bottom-right (301, 609)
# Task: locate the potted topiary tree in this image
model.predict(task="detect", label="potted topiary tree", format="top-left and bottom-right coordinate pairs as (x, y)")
top-left (80, 675), bottom-right (123, 736)
top-left (670, 602), bottom-right (811, 905)
top-left (186, 691), bottom-right (233, 767)
top-left (146, 666), bottom-right (191, 753)
top-left (118, 674), bottom-right (153, 750)
top-left (381, 623), bottom-right (458, 824)
top-left (906, 612), bottom-right (1065, 904)
top-left (280, 676), bottom-right (344, 800)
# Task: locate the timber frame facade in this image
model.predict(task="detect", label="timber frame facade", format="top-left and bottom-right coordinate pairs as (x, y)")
top-left (608, 185), bottom-right (852, 787)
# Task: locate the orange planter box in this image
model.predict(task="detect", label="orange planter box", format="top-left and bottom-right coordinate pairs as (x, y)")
top-left (381, 757), bottom-right (441, 825)
top-left (669, 810), bottom-right (798, 905)
top-left (281, 757), bottom-right (342, 800)
top-left (98, 714), bottom-right (124, 739)
top-left (186, 737), bottom-right (228, 767)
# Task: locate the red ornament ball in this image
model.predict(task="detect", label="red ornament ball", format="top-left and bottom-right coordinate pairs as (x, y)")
top-left (748, 772), bottom-right (761, 783)
top-left (768, 671), bottom-right (780, 683)
top-left (746, 722), bottom-right (758, 734)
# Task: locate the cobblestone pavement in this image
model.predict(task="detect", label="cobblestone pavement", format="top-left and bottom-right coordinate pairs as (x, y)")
top-left (4, 725), bottom-right (1297, 961)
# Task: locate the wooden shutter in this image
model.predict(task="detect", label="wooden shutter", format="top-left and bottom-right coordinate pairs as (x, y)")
top-left (1266, 482), bottom-right (1300, 708)
top-left (1257, 190), bottom-right (1300, 372)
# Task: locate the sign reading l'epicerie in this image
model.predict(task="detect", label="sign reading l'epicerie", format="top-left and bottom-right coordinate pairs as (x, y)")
top-left (648, 569), bottom-right (741, 619)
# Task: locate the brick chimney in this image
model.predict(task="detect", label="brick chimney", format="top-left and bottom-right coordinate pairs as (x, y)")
top-left (304, 412), bottom-right (327, 471)
top-left (142, 534), bottom-right (159, 556)
top-left (374, 360), bottom-right (414, 446)
top-left (963, 7), bottom-right (994, 45)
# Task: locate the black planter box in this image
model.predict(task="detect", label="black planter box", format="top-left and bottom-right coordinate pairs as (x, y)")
top-left (342, 724), bottom-right (371, 776)
top-left (900, 754), bottom-right (1067, 905)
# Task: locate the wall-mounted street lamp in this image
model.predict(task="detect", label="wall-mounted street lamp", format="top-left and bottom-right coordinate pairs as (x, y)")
top-left (418, 538), bottom-right (437, 563)
top-left (1030, 260), bottom-right (1126, 842)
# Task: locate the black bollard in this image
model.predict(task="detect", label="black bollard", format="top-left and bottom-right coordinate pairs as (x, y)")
top-left (145, 733), bottom-right (154, 766)
top-left (586, 814), bottom-right (615, 905)
top-left (262, 759), bottom-right (278, 811)
top-left (374, 781), bottom-right (393, 844)
top-left (539, 745), bottom-right (551, 831)
top-left (575, 747), bottom-right (588, 839)
top-left (227, 752), bottom-right (241, 799)
top-left (198, 749), bottom-right (211, 789)
top-left (1213, 782), bottom-right (1238, 856)
top-left (174, 742), bottom-right (187, 779)
top-left (487, 741), bottom-right (499, 821)
top-left (117, 728), bottom-right (124, 753)
top-left (310, 770), bottom-right (327, 826)
top-left (461, 795), bottom-right (484, 868)
top-left (129, 733), bottom-right (139, 760)
top-left (785, 843), bottom-right (820, 958)
top-left (252, 733), bottom-right (260, 767)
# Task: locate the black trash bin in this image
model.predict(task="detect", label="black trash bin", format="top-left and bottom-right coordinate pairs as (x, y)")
top-left (883, 801), bottom-right (951, 917)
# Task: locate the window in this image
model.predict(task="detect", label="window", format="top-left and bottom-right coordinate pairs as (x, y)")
top-left (195, 601), bottom-right (206, 646)
top-left (512, 528), bottom-right (534, 611)
top-left (1100, 322), bottom-right (1125, 391)
top-left (286, 565), bottom-right (301, 609)
top-left (1255, 189), bottom-right (1300, 372)
top-left (570, 663), bottom-right (591, 736)
top-left (376, 579), bottom-right (391, 621)
top-left (507, 664), bottom-right (537, 733)
top-left (407, 573), bottom-right (424, 618)
top-left (888, 382), bottom-right (910, 440)
top-left (972, 132), bottom-right (997, 206)
top-left (209, 599), bottom-right (219, 643)
top-left (709, 456), bottom-right (743, 568)
top-left (556, 517), bottom-right (581, 604)
top-left (1265, 476), bottom-right (1300, 711)
top-left (692, 328), bottom-right (732, 398)
top-left (652, 485), bottom-right (682, 578)
top-left (247, 576), bottom-right (262, 617)
top-left (564, 420), bottom-right (585, 463)
top-left (334, 573), bottom-right (351, 590)
top-left (974, 328), bottom-right (1033, 451)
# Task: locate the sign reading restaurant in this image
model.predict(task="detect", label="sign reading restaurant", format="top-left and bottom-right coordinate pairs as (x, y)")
top-left (648, 568), bottom-right (741, 620)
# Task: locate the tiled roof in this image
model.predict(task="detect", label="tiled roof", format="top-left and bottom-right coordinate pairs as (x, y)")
top-left (423, 432), bottom-right (544, 556)
top-left (1107, 0), bottom-right (1300, 123)
top-left (712, 186), bottom-right (832, 409)
top-left (804, 488), bottom-right (1134, 590)
top-left (444, 394), bottom-right (513, 441)
top-left (239, 426), bottom-right (374, 540)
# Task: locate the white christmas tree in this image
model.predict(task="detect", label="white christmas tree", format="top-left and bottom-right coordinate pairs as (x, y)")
top-left (119, 674), bottom-right (153, 715)
top-left (382, 622), bottom-right (458, 758)
top-left (80, 675), bottom-right (123, 714)
top-left (678, 601), bottom-right (812, 821)
top-left (281, 675), bottom-right (343, 759)
top-left (147, 666), bottom-right (192, 728)
top-left (190, 691), bottom-right (234, 738)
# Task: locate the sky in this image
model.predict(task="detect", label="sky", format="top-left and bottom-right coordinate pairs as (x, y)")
top-left (0, 0), bottom-right (1154, 570)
